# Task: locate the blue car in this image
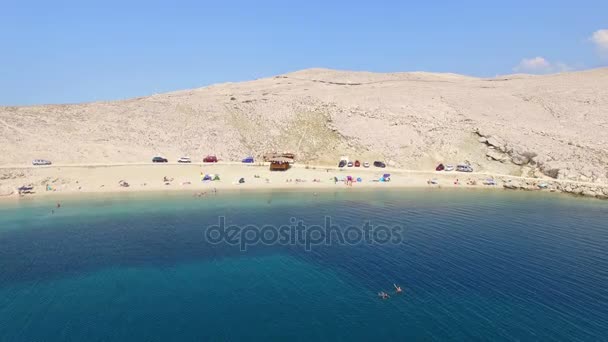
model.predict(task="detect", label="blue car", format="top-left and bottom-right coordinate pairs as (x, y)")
top-left (242, 156), bottom-right (254, 163)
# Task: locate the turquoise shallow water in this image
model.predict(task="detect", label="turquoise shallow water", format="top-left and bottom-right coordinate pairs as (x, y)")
top-left (0, 189), bottom-right (607, 341)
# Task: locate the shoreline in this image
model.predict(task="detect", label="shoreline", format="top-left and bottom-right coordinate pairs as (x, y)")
top-left (1, 163), bottom-right (607, 202)
top-left (4, 187), bottom-right (604, 209)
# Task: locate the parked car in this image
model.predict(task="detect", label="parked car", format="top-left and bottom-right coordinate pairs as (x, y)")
top-left (347, 161), bottom-right (353, 167)
top-left (444, 164), bottom-right (455, 171)
top-left (373, 161), bottom-right (386, 168)
top-left (354, 160), bottom-right (361, 167)
top-left (152, 157), bottom-right (168, 163)
top-left (32, 159), bottom-right (52, 166)
top-left (242, 156), bottom-right (254, 163)
top-left (178, 157), bottom-right (191, 163)
top-left (203, 155), bottom-right (218, 163)
top-left (338, 160), bottom-right (347, 168)
top-left (456, 164), bottom-right (473, 172)
top-left (435, 163), bottom-right (445, 171)
top-left (363, 162), bottom-right (370, 168)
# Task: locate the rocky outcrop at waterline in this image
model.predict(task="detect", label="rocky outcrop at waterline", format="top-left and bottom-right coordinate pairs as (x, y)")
top-left (474, 125), bottom-right (607, 185)
top-left (498, 177), bottom-right (608, 200)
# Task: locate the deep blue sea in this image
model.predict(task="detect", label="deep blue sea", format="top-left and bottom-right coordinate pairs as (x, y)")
top-left (1, 189), bottom-right (607, 341)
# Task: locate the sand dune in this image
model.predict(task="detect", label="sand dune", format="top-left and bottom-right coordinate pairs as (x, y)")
top-left (1, 68), bottom-right (607, 185)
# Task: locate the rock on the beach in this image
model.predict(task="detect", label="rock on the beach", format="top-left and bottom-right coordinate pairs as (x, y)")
top-left (486, 136), bottom-right (506, 153)
top-left (503, 180), bottom-right (522, 190)
top-left (511, 154), bottom-right (530, 165)
top-left (541, 167), bottom-right (561, 179)
top-left (582, 190), bottom-right (597, 197)
top-left (486, 150), bottom-right (507, 162)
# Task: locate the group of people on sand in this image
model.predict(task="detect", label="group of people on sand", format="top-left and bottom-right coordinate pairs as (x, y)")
top-left (285, 178), bottom-right (308, 183)
top-left (332, 176), bottom-right (356, 186)
top-left (285, 178), bottom-right (322, 183)
top-left (427, 178), bottom-right (479, 186)
top-left (466, 179), bottom-right (477, 185)
top-left (378, 284), bottom-right (403, 300)
top-left (453, 178), bottom-right (476, 185)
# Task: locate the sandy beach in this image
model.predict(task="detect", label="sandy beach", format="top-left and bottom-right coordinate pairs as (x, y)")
top-left (2, 162), bottom-right (607, 201)
top-left (2, 68), bottom-right (608, 189)
top-left (1, 68), bottom-right (607, 201)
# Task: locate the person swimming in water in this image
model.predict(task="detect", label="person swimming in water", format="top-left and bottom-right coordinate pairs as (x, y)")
top-left (378, 291), bottom-right (390, 299)
top-left (394, 284), bottom-right (402, 293)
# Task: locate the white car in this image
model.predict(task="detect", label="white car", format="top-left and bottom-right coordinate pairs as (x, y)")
top-left (363, 162), bottom-right (370, 168)
top-left (444, 164), bottom-right (454, 171)
top-left (178, 157), bottom-right (191, 163)
top-left (457, 164), bottom-right (474, 172)
top-left (32, 159), bottom-right (52, 166)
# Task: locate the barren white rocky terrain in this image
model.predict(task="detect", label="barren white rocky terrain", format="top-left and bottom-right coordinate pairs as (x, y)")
top-left (1, 68), bottom-right (607, 183)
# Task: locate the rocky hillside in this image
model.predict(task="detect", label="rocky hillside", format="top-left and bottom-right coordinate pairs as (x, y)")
top-left (1, 68), bottom-right (607, 183)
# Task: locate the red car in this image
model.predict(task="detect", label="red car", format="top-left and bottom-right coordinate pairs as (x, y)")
top-left (354, 160), bottom-right (361, 167)
top-left (203, 155), bottom-right (218, 163)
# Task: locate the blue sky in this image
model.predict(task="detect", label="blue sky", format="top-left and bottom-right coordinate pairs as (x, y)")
top-left (1, 0), bottom-right (607, 105)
